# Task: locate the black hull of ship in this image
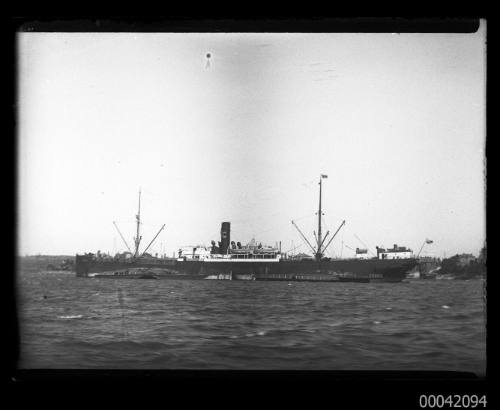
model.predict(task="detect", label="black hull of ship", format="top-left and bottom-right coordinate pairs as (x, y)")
top-left (75, 255), bottom-right (417, 283)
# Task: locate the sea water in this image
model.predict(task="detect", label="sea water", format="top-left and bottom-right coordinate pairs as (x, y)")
top-left (16, 270), bottom-right (486, 374)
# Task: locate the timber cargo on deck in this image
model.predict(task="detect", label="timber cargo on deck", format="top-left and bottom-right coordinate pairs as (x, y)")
top-left (75, 176), bottom-right (418, 282)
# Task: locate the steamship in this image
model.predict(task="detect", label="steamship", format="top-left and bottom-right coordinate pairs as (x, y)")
top-left (75, 177), bottom-right (417, 282)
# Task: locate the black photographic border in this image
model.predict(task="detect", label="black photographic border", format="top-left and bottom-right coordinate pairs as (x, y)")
top-left (6, 16), bottom-right (492, 408)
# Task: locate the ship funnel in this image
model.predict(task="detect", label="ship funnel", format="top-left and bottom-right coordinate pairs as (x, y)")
top-left (220, 222), bottom-right (231, 254)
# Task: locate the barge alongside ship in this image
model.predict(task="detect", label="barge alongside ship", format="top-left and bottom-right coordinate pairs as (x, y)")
top-left (75, 176), bottom-right (418, 282)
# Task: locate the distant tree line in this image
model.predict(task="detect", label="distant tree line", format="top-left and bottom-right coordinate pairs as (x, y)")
top-left (440, 247), bottom-right (486, 278)
top-left (18, 255), bottom-right (75, 272)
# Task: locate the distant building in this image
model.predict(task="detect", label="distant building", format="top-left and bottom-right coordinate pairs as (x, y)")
top-left (376, 244), bottom-right (413, 260)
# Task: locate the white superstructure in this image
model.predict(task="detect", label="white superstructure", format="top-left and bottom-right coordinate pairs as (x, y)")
top-left (376, 244), bottom-right (413, 260)
top-left (177, 245), bottom-right (282, 262)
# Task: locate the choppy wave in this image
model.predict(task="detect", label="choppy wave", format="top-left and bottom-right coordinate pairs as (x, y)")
top-left (17, 270), bottom-right (486, 373)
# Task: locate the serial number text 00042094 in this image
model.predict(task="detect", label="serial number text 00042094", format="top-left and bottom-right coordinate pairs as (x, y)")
top-left (419, 395), bottom-right (487, 408)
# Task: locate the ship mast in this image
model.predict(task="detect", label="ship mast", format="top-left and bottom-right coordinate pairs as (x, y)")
top-left (291, 174), bottom-right (330, 261)
top-left (316, 174), bottom-right (327, 261)
top-left (133, 188), bottom-right (142, 257)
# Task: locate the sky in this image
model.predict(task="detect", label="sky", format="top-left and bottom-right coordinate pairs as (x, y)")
top-left (17, 25), bottom-right (486, 258)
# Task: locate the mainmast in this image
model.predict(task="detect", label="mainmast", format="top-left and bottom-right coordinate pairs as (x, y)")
top-left (316, 174), bottom-right (328, 261)
top-left (291, 174), bottom-right (334, 262)
top-left (133, 188), bottom-right (142, 257)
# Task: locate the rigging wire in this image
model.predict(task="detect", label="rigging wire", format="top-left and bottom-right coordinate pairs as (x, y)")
top-left (113, 218), bottom-right (136, 224)
top-left (353, 233), bottom-right (376, 257)
top-left (286, 243), bottom-right (304, 255)
top-left (340, 226), bottom-right (345, 258)
top-left (321, 215), bottom-right (347, 259)
top-left (321, 216), bottom-right (334, 258)
top-left (229, 212), bottom-right (315, 246)
top-left (294, 213), bottom-right (317, 222)
top-left (338, 224), bottom-right (353, 257)
top-left (226, 177), bottom-right (325, 214)
top-left (344, 243), bottom-right (356, 251)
